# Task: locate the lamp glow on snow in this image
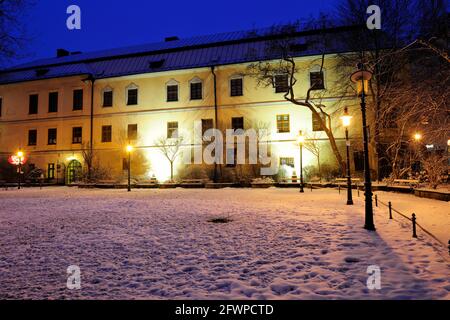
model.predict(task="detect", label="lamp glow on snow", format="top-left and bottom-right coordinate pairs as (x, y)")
top-left (340, 107), bottom-right (352, 128)
top-left (350, 66), bottom-right (372, 97)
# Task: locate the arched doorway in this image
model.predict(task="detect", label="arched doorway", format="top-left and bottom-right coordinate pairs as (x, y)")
top-left (66, 160), bottom-right (82, 184)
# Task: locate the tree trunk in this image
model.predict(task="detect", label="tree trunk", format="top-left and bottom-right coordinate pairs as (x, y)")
top-left (170, 161), bottom-right (174, 181)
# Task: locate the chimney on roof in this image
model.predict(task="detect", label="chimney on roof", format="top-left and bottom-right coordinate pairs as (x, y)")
top-left (57, 49), bottom-right (70, 58)
top-left (165, 36), bottom-right (179, 42)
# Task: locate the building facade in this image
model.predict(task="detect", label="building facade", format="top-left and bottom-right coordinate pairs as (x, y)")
top-left (0, 26), bottom-right (376, 184)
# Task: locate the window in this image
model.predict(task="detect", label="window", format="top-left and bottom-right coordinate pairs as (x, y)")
top-left (128, 124), bottom-right (138, 140)
top-left (28, 130), bottom-right (37, 146)
top-left (47, 163), bottom-right (55, 179)
top-left (127, 85), bottom-right (138, 105)
top-left (202, 119), bottom-right (214, 136)
top-left (48, 92), bottom-right (58, 113)
top-left (274, 74), bottom-right (289, 93)
top-left (280, 157), bottom-right (295, 168)
top-left (312, 113), bottom-right (327, 132)
top-left (231, 117), bottom-right (244, 133)
top-left (310, 71), bottom-right (325, 90)
top-left (167, 122), bottom-right (178, 138)
top-left (230, 77), bottom-right (243, 96)
top-left (354, 151), bottom-right (365, 171)
top-left (190, 78), bottom-right (203, 100)
top-left (73, 89), bottom-right (83, 110)
top-left (0, 97), bottom-right (2, 117)
top-left (72, 127), bottom-right (82, 144)
top-left (48, 128), bottom-right (57, 145)
top-left (29, 94), bottom-right (38, 115)
top-left (276, 114), bottom-right (290, 133)
top-left (167, 84), bottom-right (179, 102)
top-left (102, 125), bottom-right (112, 143)
top-left (103, 89), bottom-right (113, 107)
top-left (226, 144), bottom-right (237, 167)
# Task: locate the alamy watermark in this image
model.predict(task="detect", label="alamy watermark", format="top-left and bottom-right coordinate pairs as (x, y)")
top-left (66, 5), bottom-right (81, 30)
top-left (367, 5), bottom-right (381, 30)
top-left (67, 265), bottom-right (81, 290)
top-left (366, 265), bottom-right (381, 290)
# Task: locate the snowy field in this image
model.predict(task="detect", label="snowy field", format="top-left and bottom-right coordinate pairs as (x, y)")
top-left (0, 187), bottom-right (448, 300)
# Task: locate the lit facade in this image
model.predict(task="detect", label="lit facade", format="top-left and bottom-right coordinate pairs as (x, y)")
top-left (0, 27), bottom-right (376, 183)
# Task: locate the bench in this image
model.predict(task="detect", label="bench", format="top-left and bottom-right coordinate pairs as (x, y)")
top-left (335, 178), bottom-right (361, 184)
top-left (393, 179), bottom-right (419, 187)
top-left (280, 176), bottom-right (300, 183)
top-left (180, 179), bottom-right (209, 188)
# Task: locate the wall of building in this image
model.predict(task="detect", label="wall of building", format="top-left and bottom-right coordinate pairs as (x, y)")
top-left (0, 54), bottom-right (376, 183)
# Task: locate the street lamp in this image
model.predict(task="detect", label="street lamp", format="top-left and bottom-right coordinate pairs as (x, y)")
top-left (413, 133), bottom-right (422, 142)
top-left (17, 150), bottom-right (24, 190)
top-left (297, 130), bottom-right (305, 193)
top-left (126, 145), bottom-right (133, 192)
top-left (351, 63), bottom-right (376, 231)
top-left (340, 107), bottom-right (354, 205)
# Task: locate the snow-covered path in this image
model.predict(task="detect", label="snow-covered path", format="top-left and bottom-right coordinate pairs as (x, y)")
top-left (0, 187), bottom-right (448, 300)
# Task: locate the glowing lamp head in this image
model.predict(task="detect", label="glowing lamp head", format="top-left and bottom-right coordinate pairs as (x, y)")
top-left (126, 145), bottom-right (134, 153)
top-left (350, 64), bottom-right (373, 96)
top-left (17, 151), bottom-right (24, 158)
top-left (413, 133), bottom-right (422, 142)
top-left (340, 107), bottom-right (352, 128)
top-left (297, 131), bottom-right (305, 145)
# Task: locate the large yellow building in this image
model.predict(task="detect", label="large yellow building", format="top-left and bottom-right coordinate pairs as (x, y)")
top-left (0, 25), bottom-right (375, 184)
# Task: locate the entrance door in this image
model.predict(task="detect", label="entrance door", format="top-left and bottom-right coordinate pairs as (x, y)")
top-left (67, 160), bottom-right (82, 184)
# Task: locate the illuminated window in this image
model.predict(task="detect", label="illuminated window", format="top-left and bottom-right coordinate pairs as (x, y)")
top-left (276, 114), bottom-right (290, 133)
top-left (167, 122), bottom-right (179, 138)
top-left (48, 92), bottom-right (58, 113)
top-left (28, 130), bottom-right (37, 146)
top-left (312, 113), bottom-right (327, 132)
top-left (280, 157), bottom-right (295, 168)
top-left (274, 74), bottom-right (289, 93)
top-left (73, 89), bottom-right (83, 110)
top-left (47, 163), bottom-right (55, 179)
top-left (29, 94), bottom-right (38, 115)
top-left (72, 127), bottom-right (82, 144)
top-left (102, 125), bottom-right (112, 143)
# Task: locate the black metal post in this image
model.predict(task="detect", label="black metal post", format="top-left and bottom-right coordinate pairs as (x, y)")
top-left (375, 195), bottom-right (378, 207)
top-left (412, 213), bottom-right (417, 238)
top-left (127, 152), bottom-right (131, 192)
top-left (388, 201), bottom-right (393, 219)
top-left (345, 128), bottom-right (354, 205)
top-left (17, 163), bottom-right (22, 190)
top-left (360, 86), bottom-right (376, 231)
top-left (299, 143), bottom-right (304, 193)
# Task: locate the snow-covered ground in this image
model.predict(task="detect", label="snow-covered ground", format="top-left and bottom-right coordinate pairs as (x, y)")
top-left (0, 187), bottom-right (448, 300)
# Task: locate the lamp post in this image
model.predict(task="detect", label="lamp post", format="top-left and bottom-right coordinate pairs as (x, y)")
top-left (351, 63), bottom-right (375, 231)
top-left (126, 145), bottom-right (133, 192)
top-left (298, 130), bottom-right (305, 193)
top-left (340, 107), bottom-right (354, 205)
top-left (17, 150), bottom-right (24, 190)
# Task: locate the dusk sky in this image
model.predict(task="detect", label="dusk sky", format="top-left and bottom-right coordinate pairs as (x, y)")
top-left (14, 0), bottom-right (338, 67)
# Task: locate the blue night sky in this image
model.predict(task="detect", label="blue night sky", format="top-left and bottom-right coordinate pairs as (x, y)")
top-left (14, 0), bottom-right (338, 67)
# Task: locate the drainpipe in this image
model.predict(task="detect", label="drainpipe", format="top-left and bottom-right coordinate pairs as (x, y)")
top-left (83, 74), bottom-right (96, 180)
top-left (211, 66), bottom-right (219, 183)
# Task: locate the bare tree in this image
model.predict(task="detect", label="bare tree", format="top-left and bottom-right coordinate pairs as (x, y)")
top-left (81, 142), bottom-right (94, 181)
top-left (304, 133), bottom-right (323, 181)
top-left (247, 21), bottom-right (346, 173)
top-left (422, 153), bottom-right (448, 189)
top-left (0, 0), bottom-right (32, 67)
top-left (155, 136), bottom-right (184, 182)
